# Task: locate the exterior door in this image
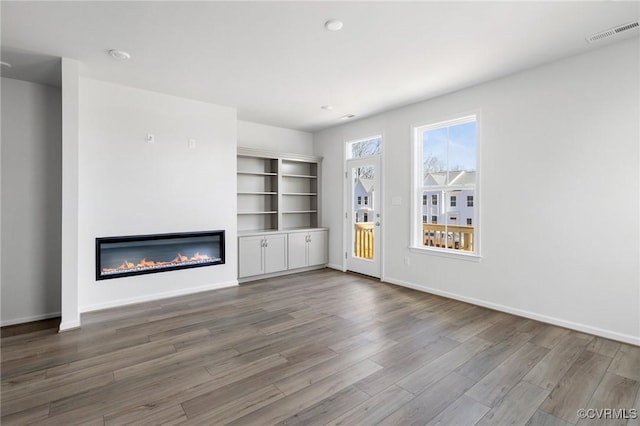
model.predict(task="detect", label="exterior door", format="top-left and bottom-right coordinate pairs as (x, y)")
top-left (346, 156), bottom-right (381, 278)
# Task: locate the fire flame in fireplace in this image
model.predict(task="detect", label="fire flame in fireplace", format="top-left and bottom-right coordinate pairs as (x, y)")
top-left (102, 252), bottom-right (213, 274)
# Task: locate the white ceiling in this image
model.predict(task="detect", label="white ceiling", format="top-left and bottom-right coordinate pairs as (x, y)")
top-left (1, 1), bottom-right (638, 132)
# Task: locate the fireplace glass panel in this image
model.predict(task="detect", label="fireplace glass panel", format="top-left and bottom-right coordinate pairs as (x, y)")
top-left (96, 231), bottom-right (224, 280)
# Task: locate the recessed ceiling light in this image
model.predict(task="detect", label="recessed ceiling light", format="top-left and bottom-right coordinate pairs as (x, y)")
top-left (340, 114), bottom-right (356, 120)
top-left (321, 105), bottom-right (334, 111)
top-left (325, 19), bottom-right (343, 32)
top-left (0, 61), bottom-right (11, 69)
top-left (108, 49), bottom-right (131, 60)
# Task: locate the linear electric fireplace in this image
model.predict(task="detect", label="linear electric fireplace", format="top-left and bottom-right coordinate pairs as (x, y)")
top-left (96, 230), bottom-right (225, 280)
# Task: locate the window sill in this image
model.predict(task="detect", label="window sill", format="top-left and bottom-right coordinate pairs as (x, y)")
top-left (409, 246), bottom-right (482, 262)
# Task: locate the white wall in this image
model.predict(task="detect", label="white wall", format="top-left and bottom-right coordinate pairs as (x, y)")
top-left (1, 77), bottom-right (62, 325)
top-left (238, 120), bottom-right (313, 155)
top-left (78, 78), bottom-right (237, 312)
top-left (60, 58), bottom-right (81, 330)
top-left (314, 38), bottom-right (640, 344)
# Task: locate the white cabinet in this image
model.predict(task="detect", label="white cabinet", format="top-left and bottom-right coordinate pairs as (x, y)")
top-left (238, 234), bottom-right (287, 278)
top-left (288, 230), bottom-right (328, 270)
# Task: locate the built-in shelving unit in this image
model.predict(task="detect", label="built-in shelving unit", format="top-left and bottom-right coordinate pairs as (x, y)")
top-left (237, 148), bottom-right (322, 234)
top-left (237, 153), bottom-right (279, 232)
top-left (237, 148), bottom-right (327, 282)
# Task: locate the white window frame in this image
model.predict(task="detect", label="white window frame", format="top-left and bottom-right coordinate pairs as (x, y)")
top-left (410, 113), bottom-right (481, 261)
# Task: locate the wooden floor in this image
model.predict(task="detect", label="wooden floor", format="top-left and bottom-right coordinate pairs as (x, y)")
top-left (1, 269), bottom-right (639, 425)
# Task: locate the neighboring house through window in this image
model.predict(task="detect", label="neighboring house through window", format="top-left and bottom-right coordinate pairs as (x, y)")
top-left (414, 114), bottom-right (478, 254)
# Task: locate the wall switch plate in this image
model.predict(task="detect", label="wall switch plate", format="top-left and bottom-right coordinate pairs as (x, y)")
top-left (188, 138), bottom-right (196, 149)
top-left (146, 133), bottom-right (155, 144)
top-left (404, 256), bottom-right (410, 265)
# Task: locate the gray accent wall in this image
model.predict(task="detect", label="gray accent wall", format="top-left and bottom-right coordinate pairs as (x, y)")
top-left (1, 77), bottom-right (62, 325)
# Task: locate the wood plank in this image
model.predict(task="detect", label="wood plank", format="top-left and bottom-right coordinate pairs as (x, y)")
top-left (0, 403), bottom-right (50, 426)
top-left (398, 337), bottom-right (491, 395)
top-left (577, 372), bottom-right (639, 426)
top-left (113, 345), bottom-right (238, 381)
top-left (104, 402), bottom-right (187, 426)
top-left (526, 410), bottom-right (574, 426)
top-left (179, 346), bottom-right (338, 419)
top-left (326, 385), bottom-right (415, 426)
top-left (273, 338), bottom-right (394, 396)
top-left (608, 343), bottom-right (640, 381)
top-left (278, 385), bottom-right (370, 426)
top-left (476, 381), bottom-right (550, 426)
top-left (355, 337), bottom-right (460, 396)
top-left (455, 332), bottom-right (531, 381)
top-left (523, 333), bottom-right (592, 390)
top-left (465, 342), bottom-right (549, 407)
top-left (539, 350), bottom-right (612, 423)
top-left (381, 372), bottom-right (476, 425)
top-left (1, 371), bottom-right (114, 417)
top-left (529, 326), bottom-right (570, 349)
top-left (426, 395), bottom-right (490, 426)
top-left (586, 337), bottom-right (621, 358)
top-left (228, 359), bottom-right (383, 425)
top-left (182, 384), bottom-right (284, 424)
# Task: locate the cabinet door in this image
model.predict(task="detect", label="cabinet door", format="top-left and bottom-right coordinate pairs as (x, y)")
top-left (238, 236), bottom-right (264, 278)
top-left (307, 230), bottom-right (328, 266)
top-left (264, 234), bottom-right (287, 274)
top-left (288, 232), bottom-right (309, 270)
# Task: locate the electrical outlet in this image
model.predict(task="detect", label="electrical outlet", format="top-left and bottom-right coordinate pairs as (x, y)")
top-left (188, 138), bottom-right (196, 149)
top-left (404, 256), bottom-right (410, 265)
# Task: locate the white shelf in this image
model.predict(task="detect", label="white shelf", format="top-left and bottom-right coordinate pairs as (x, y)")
top-left (238, 191), bottom-right (277, 195)
top-left (282, 174), bottom-right (317, 179)
top-left (282, 192), bottom-right (317, 196)
top-left (238, 211), bottom-right (277, 215)
top-left (237, 171), bottom-right (277, 176)
top-left (283, 210), bottom-right (318, 214)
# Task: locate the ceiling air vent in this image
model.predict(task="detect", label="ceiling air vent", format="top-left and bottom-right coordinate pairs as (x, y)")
top-left (587, 20), bottom-right (639, 43)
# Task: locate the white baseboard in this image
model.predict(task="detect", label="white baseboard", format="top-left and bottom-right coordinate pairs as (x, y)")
top-left (80, 280), bottom-right (239, 313)
top-left (0, 312), bottom-right (61, 327)
top-left (238, 265), bottom-right (326, 283)
top-left (59, 319), bottom-right (81, 332)
top-left (382, 276), bottom-right (640, 347)
top-left (327, 263), bottom-right (344, 271)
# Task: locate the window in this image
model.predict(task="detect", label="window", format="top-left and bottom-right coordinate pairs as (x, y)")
top-left (414, 115), bottom-right (478, 254)
top-left (422, 215), bottom-right (427, 223)
top-left (364, 196), bottom-right (369, 205)
top-left (357, 196), bottom-right (362, 205)
top-left (423, 195), bottom-right (427, 205)
top-left (347, 136), bottom-right (382, 159)
top-left (363, 213), bottom-right (368, 222)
